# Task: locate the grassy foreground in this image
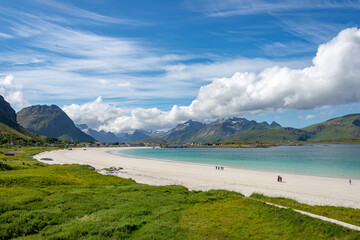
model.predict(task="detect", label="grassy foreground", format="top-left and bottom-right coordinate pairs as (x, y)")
top-left (251, 194), bottom-right (360, 227)
top-left (0, 148), bottom-right (359, 239)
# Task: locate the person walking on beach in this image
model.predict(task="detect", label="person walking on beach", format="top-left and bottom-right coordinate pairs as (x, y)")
top-left (349, 179), bottom-right (352, 185)
top-left (277, 175), bottom-right (280, 182)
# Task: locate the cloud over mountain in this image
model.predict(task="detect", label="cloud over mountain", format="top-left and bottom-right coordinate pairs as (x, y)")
top-left (0, 74), bottom-right (28, 109)
top-left (63, 28), bottom-right (360, 132)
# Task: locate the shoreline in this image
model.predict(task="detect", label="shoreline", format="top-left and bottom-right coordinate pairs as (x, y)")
top-left (34, 147), bottom-right (360, 209)
top-left (112, 148), bottom-right (360, 180)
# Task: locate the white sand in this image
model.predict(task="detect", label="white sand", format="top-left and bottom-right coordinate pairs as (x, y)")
top-left (34, 147), bottom-right (360, 209)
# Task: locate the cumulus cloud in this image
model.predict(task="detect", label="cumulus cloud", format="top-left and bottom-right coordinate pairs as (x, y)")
top-left (63, 96), bottom-right (186, 131)
top-left (0, 74), bottom-right (28, 108)
top-left (62, 96), bottom-right (126, 129)
top-left (178, 27), bottom-right (360, 117)
top-left (63, 28), bottom-right (360, 132)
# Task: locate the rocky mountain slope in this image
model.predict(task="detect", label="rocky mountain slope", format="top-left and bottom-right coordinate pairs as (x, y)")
top-left (162, 120), bottom-right (206, 143)
top-left (161, 118), bottom-right (282, 143)
top-left (0, 96), bottom-right (44, 144)
top-left (158, 114), bottom-right (360, 143)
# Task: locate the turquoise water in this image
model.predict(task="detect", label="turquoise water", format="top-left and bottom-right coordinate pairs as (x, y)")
top-left (113, 145), bottom-right (360, 179)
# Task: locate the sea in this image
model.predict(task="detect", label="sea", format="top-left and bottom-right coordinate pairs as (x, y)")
top-left (113, 144), bottom-right (360, 179)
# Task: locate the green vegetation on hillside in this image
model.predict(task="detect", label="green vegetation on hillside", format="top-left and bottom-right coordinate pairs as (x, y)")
top-left (0, 95), bottom-right (55, 146)
top-left (0, 148), bottom-right (359, 239)
top-left (225, 126), bottom-right (311, 143)
top-left (303, 114), bottom-right (360, 143)
top-left (162, 114), bottom-right (360, 144)
top-left (0, 120), bottom-right (46, 146)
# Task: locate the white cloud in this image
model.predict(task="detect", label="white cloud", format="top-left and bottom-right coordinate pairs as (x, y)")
top-left (279, 19), bottom-right (350, 44)
top-left (63, 97), bottom-right (190, 132)
top-left (0, 74), bottom-right (14, 86)
top-left (97, 79), bottom-right (110, 85)
top-left (117, 82), bottom-right (131, 88)
top-left (298, 114), bottom-right (316, 120)
top-left (0, 32), bottom-right (13, 38)
top-left (0, 74), bottom-right (28, 108)
top-left (187, 0), bottom-right (360, 17)
top-left (35, 0), bottom-right (143, 26)
top-left (185, 28), bottom-right (360, 114)
top-left (62, 96), bottom-right (126, 129)
top-left (188, 0), bottom-right (354, 46)
top-left (63, 28), bottom-right (360, 132)
top-left (0, 2), bottom-right (311, 106)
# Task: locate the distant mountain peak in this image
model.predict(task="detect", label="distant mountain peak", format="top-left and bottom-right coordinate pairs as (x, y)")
top-left (0, 95), bottom-right (17, 122)
top-left (270, 121), bottom-right (281, 127)
top-left (125, 129), bottom-right (151, 142)
top-left (173, 120), bottom-right (205, 131)
top-left (260, 121), bottom-right (270, 126)
top-left (163, 120), bottom-right (206, 142)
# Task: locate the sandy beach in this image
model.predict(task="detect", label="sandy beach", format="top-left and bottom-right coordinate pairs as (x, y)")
top-left (34, 147), bottom-right (360, 209)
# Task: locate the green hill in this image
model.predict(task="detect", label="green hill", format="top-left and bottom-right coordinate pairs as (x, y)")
top-left (0, 95), bottom-right (45, 145)
top-left (0, 120), bottom-right (45, 145)
top-left (225, 126), bottom-right (312, 143)
top-left (225, 114), bottom-right (360, 144)
top-left (303, 114), bottom-right (360, 142)
top-left (17, 105), bottom-right (95, 142)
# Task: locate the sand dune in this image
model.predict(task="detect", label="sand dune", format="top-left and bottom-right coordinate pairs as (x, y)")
top-left (34, 147), bottom-right (360, 209)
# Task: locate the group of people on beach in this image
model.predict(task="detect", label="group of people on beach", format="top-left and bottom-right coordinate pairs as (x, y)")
top-left (277, 175), bottom-right (283, 182)
top-left (215, 166), bottom-right (224, 170)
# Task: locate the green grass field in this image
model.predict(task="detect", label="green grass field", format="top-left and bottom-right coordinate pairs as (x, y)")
top-left (1, 147), bottom-right (359, 239)
top-left (251, 194), bottom-right (360, 226)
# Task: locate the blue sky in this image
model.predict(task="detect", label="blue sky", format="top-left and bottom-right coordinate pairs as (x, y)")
top-left (0, 0), bottom-right (360, 131)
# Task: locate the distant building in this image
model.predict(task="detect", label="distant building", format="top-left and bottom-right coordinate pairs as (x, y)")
top-left (3, 151), bottom-right (14, 156)
top-left (3, 151), bottom-right (23, 156)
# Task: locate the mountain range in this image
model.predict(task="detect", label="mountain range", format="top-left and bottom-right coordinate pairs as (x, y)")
top-left (162, 115), bottom-right (360, 143)
top-left (76, 125), bottom-right (161, 143)
top-left (77, 114), bottom-right (360, 144)
top-left (1, 94), bottom-right (359, 144)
